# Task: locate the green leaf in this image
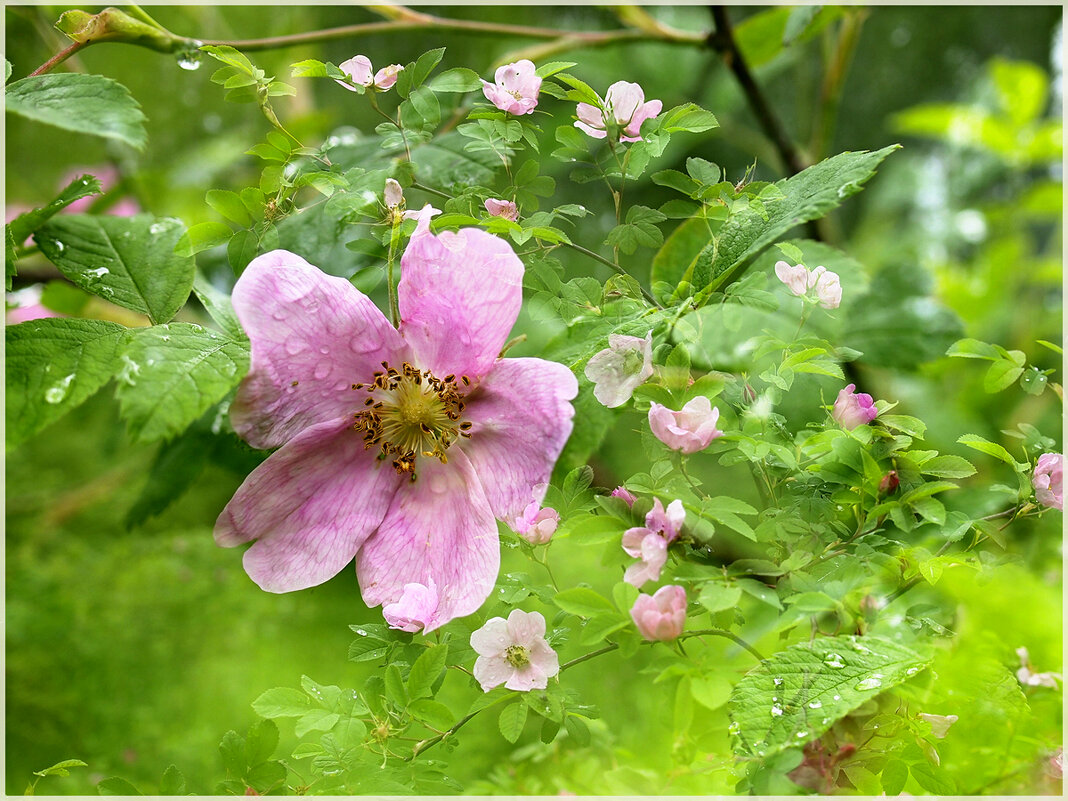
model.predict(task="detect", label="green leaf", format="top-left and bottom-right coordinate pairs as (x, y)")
top-left (698, 583), bottom-right (743, 613)
top-left (159, 766), bottom-right (186, 795)
top-left (430, 67), bottom-right (481, 92)
top-left (498, 701), bottom-right (528, 743)
top-left (35, 214), bottom-right (194, 324)
top-left (881, 759), bottom-right (909, 796)
top-left (114, 323), bottom-right (250, 442)
top-left (6, 174), bottom-right (102, 274)
top-left (96, 776), bottom-right (143, 795)
top-left (946, 337), bottom-right (1001, 360)
top-left (6, 72), bottom-right (147, 149)
top-left (6, 318), bottom-right (125, 448)
top-left (408, 699), bottom-right (455, 731)
top-left (983, 358), bottom-right (1025, 393)
top-left (407, 644), bottom-right (449, 700)
top-left (192, 273), bottom-right (245, 341)
top-left (957, 434), bottom-right (1027, 470)
top-left (534, 61), bottom-right (576, 78)
top-left (125, 426), bottom-right (212, 529)
top-left (410, 47), bottom-right (446, 90)
top-left (33, 759), bottom-right (88, 778)
top-left (554, 587), bottom-right (616, 617)
top-left (910, 761), bottom-right (957, 794)
top-left (245, 718), bottom-right (278, 765)
top-left (919, 455), bottom-right (976, 479)
top-left (348, 636), bottom-right (390, 663)
top-left (252, 687), bottom-right (314, 718)
top-left (878, 414), bottom-right (927, 439)
top-left (174, 221), bottom-right (233, 257)
top-left (727, 634), bottom-right (930, 757)
top-left (659, 102), bottom-right (719, 133)
top-left (206, 189), bottom-right (252, 226)
top-left (294, 708), bottom-right (340, 738)
top-left (692, 146), bottom-right (899, 292)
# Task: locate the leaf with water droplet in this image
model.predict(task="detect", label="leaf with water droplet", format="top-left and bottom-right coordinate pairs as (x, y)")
top-left (726, 634), bottom-right (931, 758)
top-left (35, 213), bottom-right (195, 324)
top-left (6, 318), bottom-right (125, 448)
top-left (114, 322), bottom-right (249, 442)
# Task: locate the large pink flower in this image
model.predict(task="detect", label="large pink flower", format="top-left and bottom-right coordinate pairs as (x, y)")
top-left (575, 81), bottom-right (662, 143)
top-left (1032, 452), bottom-right (1063, 511)
top-left (215, 208), bottom-right (578, 632)
top-left (481, 59), bottom-right (541, 115)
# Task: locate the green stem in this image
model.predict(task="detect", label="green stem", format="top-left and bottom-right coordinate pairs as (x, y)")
top-left (29, 40), bottom-right (86, 76)
top-left (683, 628), bottom-right (765, 661)
top-left (386, 219), bottom-right (402, 327)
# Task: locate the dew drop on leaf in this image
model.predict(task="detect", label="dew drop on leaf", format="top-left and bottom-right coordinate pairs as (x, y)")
top-left (823, 653), bottom-right (846, 669)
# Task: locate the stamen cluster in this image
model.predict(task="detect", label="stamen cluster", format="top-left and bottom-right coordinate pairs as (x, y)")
top-left (352, 361), bottom-right (473, 480)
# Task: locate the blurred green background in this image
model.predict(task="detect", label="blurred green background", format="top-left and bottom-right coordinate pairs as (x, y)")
top-left (6, 5), bottom-right (1062, 794)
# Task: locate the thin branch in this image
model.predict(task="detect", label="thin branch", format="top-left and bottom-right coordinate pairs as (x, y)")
top-left (29, 40), bottom-right (87, 76)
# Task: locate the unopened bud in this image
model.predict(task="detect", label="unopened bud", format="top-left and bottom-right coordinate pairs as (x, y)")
top-left (879, 470), bottom-right (899, 494)
top-left (57, 7), bottom-right (188, 52)
top-left (741, 382), bottom-right (757, 405)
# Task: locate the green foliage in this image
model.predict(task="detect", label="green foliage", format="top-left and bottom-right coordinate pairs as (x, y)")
top-left (5, 72), bottom-right (147, 149)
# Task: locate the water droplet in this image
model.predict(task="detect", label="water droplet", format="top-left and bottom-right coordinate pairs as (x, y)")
top-left (284, 340), bottom-right (305, 356)
top-left (176, 45), bottom-right (203, 71)
top-left (319, 346), bottom-right (329, 355)
top-left (832, 694), bottom-right (841, 701)
top-left (770, 704), bottom-right (783, 717)
top-left (795, 731), bottom-right (807, 739)
top-left (855, 674), bottom-right (884, 691)
top-left (808, 700), bottom-right (822, 709)
top-left (728, 721), bottom-right (741, 735)
top-left (161, 335), bottom-right (170, 342)
top-left (313, 363), bottom-right (330, 380)
top-left (355, 628), bottom-right (367, 636)
top-left (823, 653), bottom-right (846, 669)
top-left (44, 374), bottom-right (74, 404)
top-left (272, 310), bottom-right (287, 321)
top-left (822, 717), bottom-right (831, 725)
top-left (906, 667), bottom-right (920, 676)
top-left (85, 266), bottom-right (109, 280)
top-left (773, 677), bottom-right (783, 686)
top-left (54, 241), bottom-right (65, 253)
top-left (118, 354), bottom-right (141, 386)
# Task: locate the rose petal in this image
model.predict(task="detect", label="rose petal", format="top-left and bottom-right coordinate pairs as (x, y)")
top-left (215, 418), bottom-right (403, 592)
top-left (470, 616), bottom-right (511, 656)
top-left (506, 608), bottom-right (547, 645)
top-left (230, 249), bottom-right (408, 449)
top-left (398, 210), bottom-right (524, 381)
top-left (356, 448), bottom-right (499, 629)
top-left (473, 654), bottom-right (513, 691)
top-left (461, 357), bottom-right (578, 522)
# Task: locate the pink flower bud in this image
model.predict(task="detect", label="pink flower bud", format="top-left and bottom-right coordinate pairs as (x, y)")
top-left (481, 59), bottom-right (541, 115)
top-left (484, 198), bottom-right (518, 221)
top-left (648, 396), bottom-right (723, 454)
top-left (382, 580), bottom-right (439, 632)
top-left (879, 470), bottom-right (899, 494)
top-left (384, 178), bottom-right (403, 208)
top-left (808, 266), bottom-right (842, 309)
top-left (337, 55), bottom-right (373, 90)
top-left (373, 64), bottom-right (404, 90)
top-left (610, 486), bottom-right (637, 507)
top-left (1033, 452), bottom-right (1063, 511)
top-left (774, 260), bottom-right (810, 296)
top-left (832, 384), bottom-right (878, 430)
top-left (513, 499), bottom-right (559, 545)
top-left (584, 331), bottom-right (653, 408)
top-left (630, 585), bottom-right (687, 641)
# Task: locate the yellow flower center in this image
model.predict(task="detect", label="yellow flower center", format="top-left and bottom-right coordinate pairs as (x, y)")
top-left (504, 644), bottom-right (530, 668)
top-left (352, 361), bottom-right (472, 481)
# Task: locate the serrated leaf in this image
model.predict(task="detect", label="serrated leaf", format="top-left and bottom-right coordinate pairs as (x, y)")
top-left (692, 146), bottom-right (899, 292)
top-left (6, 174), bottom-right (102, 273)
top-left (159, 765), bottom-right (185, 795)
top-left (408, 699), bottom-right (455, 731)
top-left (407, 644), bottom-right (449, 700)
top-left (252, 687), bottom-right (314, 718)
top-left (983, 358), bottom-right (1025, 393)
top-left (430, 67), bottom-right (480, 92)
top-left (348, 637), bottom-right (390, 663)
top-left (245, 718), bottom-right (278, 765)
top-left (175, 221), bottom-right (233, 257)
top-left (498, 701), bottom-right (528, 743)
top-left (125, 426), bottom-right (212, 529)
top-left (35, 214), bottom-right (194, 324)
top-left (957, 434), bottom-right (1027, 470)
top-left (114, 323), bottom-right (250, 442)
top-left (191, 273), bottom-right (245, 341)
top-left (6, 318), bottom-right (125, 448)
top-left (727, 634), bottom-right (930, 757)
top-left (6, 72), bottom-right (147, 149)
top-left (295, 709), bottom-right (340, 738)
top-left (698, 583), bottom-right (743, 613)
top-left (33, 758), bottom-right (88, 778)
top-left (919, 455), bottom-right (976, 479)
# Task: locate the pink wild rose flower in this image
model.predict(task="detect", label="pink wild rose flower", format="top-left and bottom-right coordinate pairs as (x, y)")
top-left (774, 261), bottom-right (842, 309)
top-left (513, 501), bottom-right (559, 546)
top-left (484, 198), bottom-right (519, 222)
top-left (337, 55), bottom-right (403, 91)
top-left (373, 64), bottom-right (404, 90)
top-left (832, 384), bottom-right (878, 430)
top-left (214, 207), bottom-right (578, 632)
top-left (622, 498), bottom-right (685, 587)
top-left (630, 585), bottom-right (687, 641)
top-left (1032, 452), bottom-right (1062, 511)
top-left (584, 330), bottom-right (653, 408)
top-left (575, 81), bottom-right (662, 143)
top-left (481, 59), bottom-right (541, 115)
top-left (611, 485), bottom-right (637, 507)
top-left (471, 609), bottom-right (560, 691)
top-left (383, 579), bottom-right (439, 632)
top-left (648, 395), bottom-right (724, 454)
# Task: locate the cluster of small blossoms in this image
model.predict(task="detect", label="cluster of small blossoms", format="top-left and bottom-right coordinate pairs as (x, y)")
top-left (775, 260), bottom-right (843, 309)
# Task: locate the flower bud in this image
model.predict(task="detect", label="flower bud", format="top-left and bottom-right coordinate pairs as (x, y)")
top-left (630, 585), bottom-right (687, 641)
top-left (484, 198), bottom-right (519, 221)
top-left (648, 396), bottom-right (723, 454)
top-left (879, 470), bottom-right (899, 494)
top-left (832, 384), bottom-right (878, 429)
top-left (610, 486), bottom-right (637, 507)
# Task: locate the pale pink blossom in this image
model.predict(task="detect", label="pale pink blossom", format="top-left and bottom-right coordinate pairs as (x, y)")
top-left (1049, 748), bottom-right (1063, 780)
top-left (575, 81), bottom-right (662, 143)
top-left (215, 207), bottom-right (578, 632)
top-left (336, 55), bottom-right (403, 91)
top-left (513, 500), bottom-right (559, 545)
top-left (648, 396), bottom-right (723, 454)
top-left (471, 609), bottom-right (559, 691)
top-left (917, 712), bottom-right (959, 739)
top-left (6, 304), bottom-right (63, 325)
top-left (809, 266), bottom-right (842, 309)
top-left (583, 330), bottom-right (653, 408)
top-left (383, 579), bottom-right (439, 632)
top-left (373, 64), bottom-right (404, 90)
top-left (1016, 646), bottom-right (1062, 688)
top-left (832, 384), bottom-right (877, 430)
top-left (1033, 452), bottom-right (1063, 511)
top-left (622, 498), bottom-right (685, 587)
top-left (484, 198), bottom-right (518, 222)
top-left (774, 261), bottom-right (842, 308)
top-left (337, 55), bottom-right (374, 89)
top-left (611, 486), bottom-right (637, 507)
top-left (482, 59), bottom-right (541, 115)
top-left (384, 178), bottom-right (404, 209)
top-left (630, 585), bottom-right (687, 641)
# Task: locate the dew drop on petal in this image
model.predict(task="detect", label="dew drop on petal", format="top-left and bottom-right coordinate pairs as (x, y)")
top-left (313, 363), bottom-right (330, 380)
top-left (284, 340), bottom-right (305, 356)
